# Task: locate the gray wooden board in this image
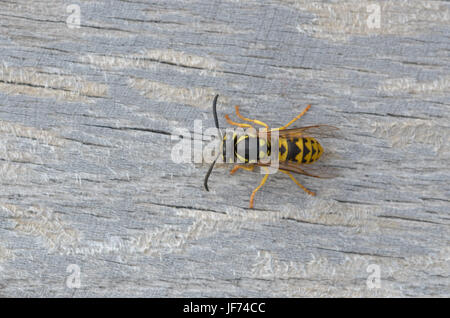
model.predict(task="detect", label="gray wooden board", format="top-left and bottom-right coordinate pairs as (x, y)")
top-left (0, 0), bottom-right (449, 297)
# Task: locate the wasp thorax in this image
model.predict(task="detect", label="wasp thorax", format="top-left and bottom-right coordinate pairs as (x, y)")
top-left (220, 131), bottom-right (271, 164)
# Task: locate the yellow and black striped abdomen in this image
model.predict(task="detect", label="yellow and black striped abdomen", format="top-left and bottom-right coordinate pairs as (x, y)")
top-left (279, 137), bottom-right (323, 164)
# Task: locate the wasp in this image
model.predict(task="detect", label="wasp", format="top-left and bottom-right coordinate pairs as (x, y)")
top-left (204, 95), bottom-right (337, 209)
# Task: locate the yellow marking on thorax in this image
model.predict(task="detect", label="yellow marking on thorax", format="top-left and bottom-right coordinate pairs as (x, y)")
top-left (235, 135), bottom-right (247, 163)
top-left (237, 135), bottom-right (247, 144)
top-left (259, 138), bottom-right (268, 159)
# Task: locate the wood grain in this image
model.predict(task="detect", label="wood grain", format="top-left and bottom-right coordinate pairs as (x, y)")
top-left (0, 0), bottom-right (449, 297)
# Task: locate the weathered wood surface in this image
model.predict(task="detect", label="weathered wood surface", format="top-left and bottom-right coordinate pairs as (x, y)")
top-left (0, 0), bottom-right (449, 297)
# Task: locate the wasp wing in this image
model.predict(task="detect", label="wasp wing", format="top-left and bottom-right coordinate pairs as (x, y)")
top-left (259, 125), bottom-right (339, 139)
top-left (256, 161), bottom-right (338, 179)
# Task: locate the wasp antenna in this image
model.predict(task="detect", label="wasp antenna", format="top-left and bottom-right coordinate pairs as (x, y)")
top-left (212, 94), bottom-right (223, 141)
top-left (204, 95), bottom-right (222, 191)
top-left (203, 156), bottom-right (218, 191)
top-left (212, 94), bottom-right (220, 130)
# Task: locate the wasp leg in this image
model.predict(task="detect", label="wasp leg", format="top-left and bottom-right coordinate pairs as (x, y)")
top-left (234, 106), bottom-right (269, 130)
top-left (249, 167), bottom-right (270, 209)
top-left (273, 104), bottom-right (311, 131)
top-left (230, 164), bottom-right (254, 175)
top-left (224, 114), bottom-right (254, 129)
top-left (280, 170), bottom-right (316, 196)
